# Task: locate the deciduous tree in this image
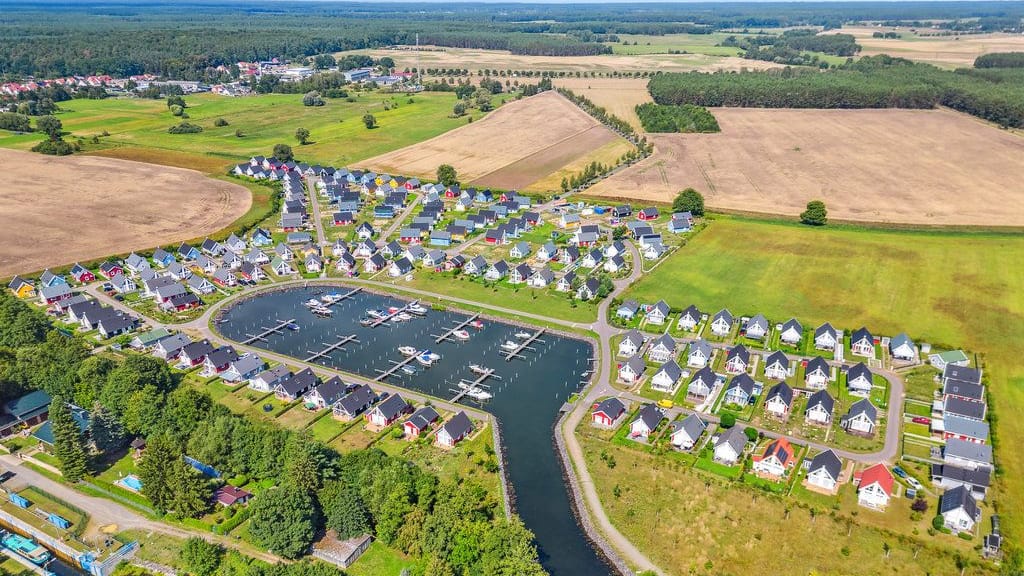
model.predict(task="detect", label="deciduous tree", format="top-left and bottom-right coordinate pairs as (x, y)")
top-left (248, 485), bottom-right (318, 559)
top-left (673, 187), bottom-right (705, 216)
top-left (800, 200), bottom-right (828, 226)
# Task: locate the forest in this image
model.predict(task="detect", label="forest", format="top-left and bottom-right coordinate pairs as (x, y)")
top-left (2, 1), bottom-right (1024, 79)
top-left (974, 52), bottom-right (1024, 68)
top-left (0, 291), bottom-right (545, 575)
top-left (648, 56), bottom-right (1024, 128)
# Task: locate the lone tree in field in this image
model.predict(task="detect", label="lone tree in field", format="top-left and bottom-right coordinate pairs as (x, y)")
top-left (436, 164), bottom-right (458, 187)
top-left (273, 143), bottom-right (294, 162)
top-left (800, 200), bottom-right (828, 226)
top-left (362, 113), bottom-right (376, 129)
top-left (302, 91), bottom-right (325, 107)
top-left (50, 398), bottom-right (89, 481)
top-left (295, 127), bottom-right (310, 145)
top-left (673, 187), bottom-right (704, 216)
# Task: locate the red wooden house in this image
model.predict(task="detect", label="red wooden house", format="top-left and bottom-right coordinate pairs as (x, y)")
top-left (70, 264), bottom-right (96, 284)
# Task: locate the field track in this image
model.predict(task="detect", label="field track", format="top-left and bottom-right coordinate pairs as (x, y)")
top-left (0, 149), bottom-right (250, 276)
top-left (586, 107), bottom-right (1024, 227)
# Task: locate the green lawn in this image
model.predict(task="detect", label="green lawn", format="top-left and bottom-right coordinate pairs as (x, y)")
top-left (0, 91), bottom-right (472, 171)
top-left (623, 213), bottom-right (1024, 542)
top-left (345, 541), bottom-right (415, 576)
top-left (608, 33), bottom-right (749, 57)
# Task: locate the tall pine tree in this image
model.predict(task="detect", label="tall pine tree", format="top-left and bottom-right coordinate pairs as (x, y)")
top-left (138, 434), bottom-right (178, 512)
top-left (167, 460), bottom-right (211, 518)
top-left (90, 403), bottom-right (126, 455)
top-left (49, 398), bottom-right (89, 481)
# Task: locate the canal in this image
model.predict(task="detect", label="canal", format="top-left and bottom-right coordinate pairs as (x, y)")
top-left (215, 287), bottom-right (612, 576)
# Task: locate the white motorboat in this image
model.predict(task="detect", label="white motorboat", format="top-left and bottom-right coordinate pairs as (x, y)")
top-left (514, 331), bottom-right (531, 339)
top-left (453, 329), bottom-right (470, 340)
top-left (458, 382), bottom-right (493, 400)
top-left (396, 312), bottom-right (413, 321)
top-left (407, 303), bottom-right (428, 315)
top-left (416, 354), bottom-right (435, 367)
top-left (303, 299), bottom-right (321, 307)
top-left (398, 346), bottom-right (418, 356)
top-left (500, 340), bottom-right (519, 351)
top-left (367, 309), bottom-right (386, 319)
top-left (469, 364), bottom-right (490, 374)
top-left (400, 365), bottom-right (418, 375)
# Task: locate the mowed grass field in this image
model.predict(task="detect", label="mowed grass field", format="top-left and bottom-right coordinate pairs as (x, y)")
top-left (0, 91), bottom-right (471, 170)
top-left (586, 107), bottom-right (1024, 227)
top-left (623, 216), bottom-right (1024, 545)
top-left (607, 32), bottom-right (749, 56)
top-left (579, 434), bottom-right (992, 576)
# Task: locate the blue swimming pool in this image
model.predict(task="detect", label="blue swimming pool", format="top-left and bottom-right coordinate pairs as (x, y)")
top-left (120, 475), bottom-right (142, 491)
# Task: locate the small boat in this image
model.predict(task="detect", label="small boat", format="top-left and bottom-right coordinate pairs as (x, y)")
top-left (303, 299), bottom-right (321, 307)
top-left (515, 331), bottom-right (532, 339)
top-left (367, 309), bottom-right (386, 319)
top-left (458, 382), bottom-right (493, 400)
top-left (396, 312), bottom-right (413, 321)
top-left (500, 340), bottom-right (519, 351)
top-left (453, 329), bottom-right (470, 340)
top-left (416, 354), bottom-right (435, 367)
top-left (286, 322), bottom-right (300, 331)
top-left (2, 532), bottom-right (51, 565)
top-left (387, 306), bottom-right (400, 314)
top-left (321, 294), bottom-right (341, 304)
top-left (400, 365), bottom-right (418, 375)
top-left (408, 303), bottom-right (428, 315)
top-left (359, 317), bottom-right (374, 326)
top-left (469, 364), bottom-right (490, 374)
top-left (398, 346), bottom-right (418, 356)
top-left (470, 320), bottom-right (484, 329)
top-left (311, 306), bottom-right (333, 316)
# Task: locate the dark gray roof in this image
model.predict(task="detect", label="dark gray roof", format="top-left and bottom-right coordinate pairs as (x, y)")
top-left (651, 333), bottom-right (676, 352)
top-left (943, 415), bottom-right (989, 440)
top-left (727, 373), bottom-right (755, 397)
top-left (745, 314), bottom-right (769, 332)
top-left (690, 366), bottom-right (716, 388)
top-left (651, 300), bottom-right (670, 316)
top-left (594, 397), bottom-right (626, 418)
top-left (847, 362), bottom-right (873, 384)
top-left (335, 384), bottom-right (375, 415)
top-left (441, 411), bottom-right (473, 439)
top-left (634, 404), bottom-right (664, 431)
top-left (180, 339), bottom-right (214, 360)
top-left (943, 379), bottom-right (985, 402)
top-left (944, 396), bottom-right (986, 421)
top-left (715, 425), bottom-right (747, 453)
top-left (781, 318), bottom-right (802, 335)
top-left (806, 390), bottom-right (835, 414)
top-left (671, 414), bottom-right (706, 440)
top-left (766, 382), bottom-right (793, 406)
top-left (374, 394), bottom-right (409, 420)
top-left (407, 406), bottom-right (440, 430)
top-left (622, 355), bottom-right (646, 375)
top-left (809, 449), bottom-right (842, 480)
top-left (688, 339), bottom-right (712, 359)
top-left (940, 485), bottom-right (979, 520)
top-left (931, 463), bottom-right (991, 488)
top-left (806, 356), bottom-right (830, 376)
top-left (814, 322), bottom-right (836, 338)
top-left (851, 326), bottom-right (873, 345)
top-left (764, 351), bottom-right (789, 370)
top-left (205, 346), bottom-right (239, 367)
top-left (622, 330), bottom-right (644, 347)
top-left (654, 360), bottom-right (683, 383)
top-left (846, 398), bottom-right (877, 421)
top-left (945, 438), bottom-right (992, 465)
top-left (713, 308), bottom-right (733, 325)
top-left (944, 364), bottom-right (982, 385)
top-left (726, 344), bottom-right (749, 364)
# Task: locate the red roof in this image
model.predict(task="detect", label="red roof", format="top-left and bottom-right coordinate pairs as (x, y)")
top-left (215, 485), bottom-right (252, 505)
top-left (753, 437), bottom-right (794, 465)
top-left (857, 464), bottom-right (894, 494)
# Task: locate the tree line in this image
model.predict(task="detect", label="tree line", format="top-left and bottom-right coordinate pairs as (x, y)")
top-left (0, 291), bottom-right (546, 574)
top-left (974, 52), bottom-right (1024, 69)
top-left (647, 55), bottom-right (1024, 128)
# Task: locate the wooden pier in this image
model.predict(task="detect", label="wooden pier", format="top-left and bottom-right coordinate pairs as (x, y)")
top-left (304, 334), bottom-right (359, 362)
top-left (242, 318), bottom-right (296, 345)
top-left (503, 328), bottom-right (547, 361)
top-left (432, 313), bottom-right (481, 343)
top-left (369, 300), bottom-right (420, 328)
top-left (374, 351), bottom-right (424, 381)
top-left (450, 367), bottom-right (498, 403)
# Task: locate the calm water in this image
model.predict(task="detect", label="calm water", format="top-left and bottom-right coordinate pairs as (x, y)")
top-left (216, 287), bottom-right (612, 576)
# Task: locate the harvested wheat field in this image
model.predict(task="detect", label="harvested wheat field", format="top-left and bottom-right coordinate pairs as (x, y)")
top-left (350, 46), bottom-right (782, 76)
top-left (837, 27), bottom-right (1024, 68)
top-left (361, 91), bottom-right (627, 190)
top-left (586, 107), bottom-right (1024, 227)
top-left (553, 78), bottom-right (653, 130)
top-left (0, 149), bottom-right (251, 275)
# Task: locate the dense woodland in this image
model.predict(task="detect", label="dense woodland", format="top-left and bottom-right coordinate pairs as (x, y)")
top-left (974, 52), bottom-right (1024, 68)
top-left (1, 1), bottom-right (1023, 79)
top-left (635, 103), bottom-right (720, 133)
top-left (648, 56), bottom-right (1024, 128)
top-left (0, 291), bottom-right (545, 575)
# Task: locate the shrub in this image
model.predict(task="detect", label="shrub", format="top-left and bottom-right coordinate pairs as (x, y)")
top-left (800, 200), bottom-right (828, 226)
top-left (931, 515), bottom-right (945, 530)
top-left (214, 118), bottom-right (229, 127)
top-left (167, 122), bottom-right (203, 134)
top-left (719, 413), bottom-right (737, 428)
top-left (31, 139), bottom-right (74, 155)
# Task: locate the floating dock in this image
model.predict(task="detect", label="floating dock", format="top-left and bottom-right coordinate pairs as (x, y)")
top-left (374, 351), bottom-right (424, 381)
top-left (322, 287), bottom-right (362, 307)
top-left (369, 300), bottom-right (420, 328)
top-left (242, 318), bottom-right (297, 345)
top-left (450, 367), bottom-right (499, 403)
top-left (503, 328), bottom-right (547, 361)
top-left (432, 314), bottom-right (481, 343)
top-left (304, 334), bottom-right (359, 362)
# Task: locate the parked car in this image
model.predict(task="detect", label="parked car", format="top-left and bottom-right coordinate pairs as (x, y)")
top-left (657, 399), bottom-right (674, 409)
top-left (906, 477), bottom-right (923, 490)
top-left (911, 416), bottom-right (931, 425)
top-left (892, 466), bottom-right (908, 479)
